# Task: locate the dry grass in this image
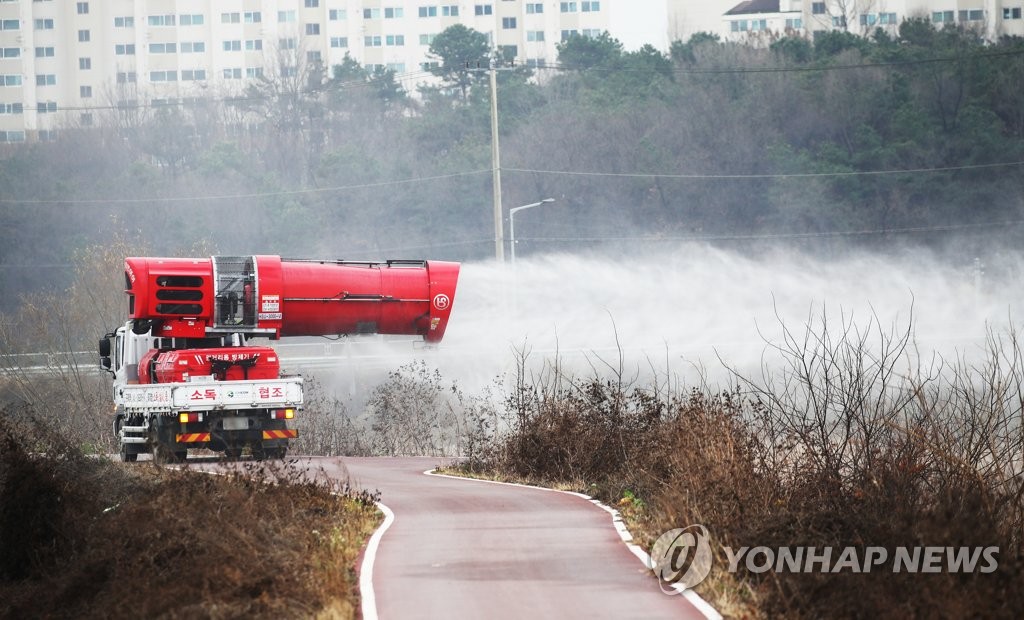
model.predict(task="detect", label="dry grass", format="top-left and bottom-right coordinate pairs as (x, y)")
top-left (0, 412), bottom-right (381, 620)
top-left (454, 316), bottom-right (1024, 619)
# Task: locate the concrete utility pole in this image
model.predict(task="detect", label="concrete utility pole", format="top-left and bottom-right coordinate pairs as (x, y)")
top-left (490, 60), bottom-right (504, 262)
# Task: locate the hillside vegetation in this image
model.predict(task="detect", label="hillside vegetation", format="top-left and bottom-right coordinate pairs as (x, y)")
top-left (2, 21), bottom-right (1023, 306)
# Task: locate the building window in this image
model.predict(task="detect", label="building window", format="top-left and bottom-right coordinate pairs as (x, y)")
top-left (526, 3), bottom-right (543, 13)
top-left (329, 9), bottom-right (346, 20)
top-left (331, 37), bottom-right (349, 48)
top-left (39, 129), bottom-right (58, 142)
top-left (1005, 7), bottom-right (1023, 19)
top-left (35, 46), bottom-right (55, 57)
top-left (278, 10), bottom-right (296, 22)
top-left (223, 41), bottom-right (241, 51)
top-left (115, 44), bottom-right (136, 55)
top-left (786, 18), bottom-right (803, 29)
top-left (181, 69), bottom-right (207, 81)
top-left (116, 72), bottom-right (137, 83)
top-left (419, 33), bottom-right (436, 45)
top-left (420, 6), bottom-right (438, 17)
top-left (730, 20), bottom-right (748, 32)
top-left (245, 11), bottom-right (262, 23)
top-left (305, 23), bottom-right (320, 35)
top-left (526, 58), bottom-right (546, 68)
top-left (80, 85), bottom-right (92, 97)
top-left (150, 70), bottom-right (178, 82)
top-left (475, 4), bottom-right (493, 16)
top-left (560, 2), bottom-right (577, 13)
top-left (502, 17), bottom-right (517, 29)
top-left (385, 7), bottom-right (404, 18)
top-left (560, 29), bottom-right (578, 41)
top-left (442, 5), bottom-right (459, 16)
top-left (78, 30), bottom-right (90, 42)
top-left (0, 103), bottom-right (24, 114)
top-left (246, 67), bottom-right (263, 78)
top-left (222, 12), bottom-right (241, 24)
top-left (879, 13), bottom-right (898, 24)
top-left (1, 19), bottom-right (19, 31)
top-left (36, 101), bottom-right (57, 113)
top-left (223, 68), bottom-right (242, 79)
top-left (148, 15), bottom-right (175, 26)
top-left (386, 34), bottom-right (405, 46)
top-left (307, 51), bottom-right (322, 63)
top-left (282, 65), bottom-right (298, 77)
top-left (1, 47), bottom-right (19, 58)
top-left (582, 1), bottom-right (600, 11)
top-left (1, 131), bottom-right (27, 143)
top-left (932, 11), bottom-right (954, 23)
top-left (180, 14), bottom-right (204, 26)
top-left (79, 57), bottom-right (91, 70)
top-left (181, 41), bottom-right (206, 53)
top-left (76, 2), bottom-right (88, 14)
top-left (279, 37), bottom-right (297, 50)
top-left (36, 74), bottom-right (57, 86)
top-left (527, 30), bottom-right (545, 41)
top-left (812, 2), bottom-right (826, 15)
top-left (1, 75), bottom-right (23, 86)
top-left (305, 0), bottom-right (319, 7)
top-left (750, 19), bottom-right (767, 31)
top-left (364, 8), bottom-right (380, 18)
top-left (35, 18), bottom-right (55, 30)
top-left (114, 16), bottom-right (134, 28)
top-left (959, 9), bottom-right (984, 21)
top-left (365, 35), bottom-right (382, 46)
top-left (832, 15), bottom-right (848, 27)
top-left (150, 42), bottom-right (177, 53)
top-left (245, 39), bottom-right (262, 51)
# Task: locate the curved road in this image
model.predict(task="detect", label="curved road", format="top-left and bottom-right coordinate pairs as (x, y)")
top-left (295, 456), bottom-right (712, 619)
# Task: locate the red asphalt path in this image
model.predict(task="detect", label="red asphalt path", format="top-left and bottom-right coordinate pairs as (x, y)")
top-left (306, 456), bottom-right (712, 620)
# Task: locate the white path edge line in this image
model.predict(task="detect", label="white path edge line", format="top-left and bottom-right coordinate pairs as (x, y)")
top-left (423, 468), bottom-right (722, 620)
top-left (360, 500), bottom-right (395, 620)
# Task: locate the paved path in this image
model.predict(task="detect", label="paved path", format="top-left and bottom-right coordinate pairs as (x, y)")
top-left (307, 456), bottom-right (712, 620)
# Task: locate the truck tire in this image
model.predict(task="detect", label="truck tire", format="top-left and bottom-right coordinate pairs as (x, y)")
top-left (114, 413), bottom-right (138, 462)
top-left (154, 442), bottom-right (185, 464)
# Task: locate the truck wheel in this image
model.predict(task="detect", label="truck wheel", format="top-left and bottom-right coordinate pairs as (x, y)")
top-left (154, 443), bottom-right (185, 464)
top-left (114, 415), bottom-right (137, 462)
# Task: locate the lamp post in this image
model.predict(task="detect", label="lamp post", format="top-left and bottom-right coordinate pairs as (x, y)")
top-left (509, 198), bottom-right (555, 265)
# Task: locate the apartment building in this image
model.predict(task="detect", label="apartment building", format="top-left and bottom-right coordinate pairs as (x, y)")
top-left (1, 0), bottom-right (635, 142)
top-left (712, 0), bottom-right (1024, 43)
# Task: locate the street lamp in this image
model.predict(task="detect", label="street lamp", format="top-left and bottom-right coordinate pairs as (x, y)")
top-left (509, 198), bottom-right (555, 265)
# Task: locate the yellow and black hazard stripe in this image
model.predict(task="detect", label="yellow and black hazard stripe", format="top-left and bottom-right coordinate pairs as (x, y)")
top-left (176, 433), bottom-right (211, 443)
top-left (262, 429), bottom-right (298, 440)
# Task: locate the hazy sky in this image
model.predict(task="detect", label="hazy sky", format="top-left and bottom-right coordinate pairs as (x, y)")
top-left (608, 0), bottom-right (670, 50)
top-left (609, 1), bottom-right (743, 50)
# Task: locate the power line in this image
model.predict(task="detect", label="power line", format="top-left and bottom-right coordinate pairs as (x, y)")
top-left (505, 160), bottom-right (1024, 180)
top-left (517, 220), bottom-right (1024, 244)
top-left (540, 46), bottom-right (1024, 75)
top-left (0, 169), bottom-right (491, 205)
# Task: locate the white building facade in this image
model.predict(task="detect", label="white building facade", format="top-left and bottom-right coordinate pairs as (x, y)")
top-left (1, 0), bottom-right (637, 142)
top-left (710, 0), bottom-right (1024, 44)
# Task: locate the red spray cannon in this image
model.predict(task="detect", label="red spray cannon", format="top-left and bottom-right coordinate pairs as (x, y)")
top-left (124, 255), bottom-right (459, 342)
